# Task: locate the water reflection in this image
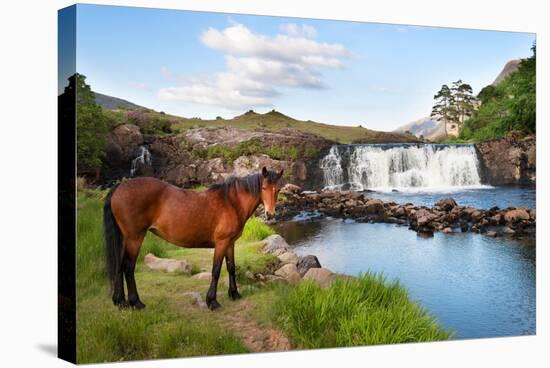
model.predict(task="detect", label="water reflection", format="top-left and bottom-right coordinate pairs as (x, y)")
top-left (276, 219), bottom-right (535, 339)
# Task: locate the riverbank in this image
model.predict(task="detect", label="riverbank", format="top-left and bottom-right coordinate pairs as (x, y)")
top-left (76, 188), bottom-right (450, 362)
top-left (274, 185), bottom-right (536, 237)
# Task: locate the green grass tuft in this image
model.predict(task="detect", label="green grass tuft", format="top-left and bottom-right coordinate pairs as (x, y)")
top-left (272, 273), bottom-right (452, 348)
top-left (240, 217), bottom-right (275, 242)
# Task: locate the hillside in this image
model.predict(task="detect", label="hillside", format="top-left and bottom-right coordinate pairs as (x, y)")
top-left (94, 92), bottom-right (146, 110)
top-left (492, 59), bottom-right (521, 86)
top-left (460, 47), bottom-right (535, 141)
top-left (95, 93), bottom-right (419, 144)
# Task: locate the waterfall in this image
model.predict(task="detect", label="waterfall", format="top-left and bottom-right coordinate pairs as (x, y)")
top-left (130, 146), bottom-right (152, 176)
top-left (320, 144), bottom-right (484, 191)
top-left (319, 145), bottom-right (344, 190)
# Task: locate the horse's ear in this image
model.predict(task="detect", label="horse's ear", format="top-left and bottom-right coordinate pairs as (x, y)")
top-left (277, 169), bottom-right (284, 179)
top-left (262, 166), bottom-right (268, 177)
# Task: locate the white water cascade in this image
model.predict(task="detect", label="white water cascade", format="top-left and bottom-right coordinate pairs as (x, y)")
top-left (320, 144), bottom-right (484, 191)
top-left (130, 146), bottom-right (152, 176)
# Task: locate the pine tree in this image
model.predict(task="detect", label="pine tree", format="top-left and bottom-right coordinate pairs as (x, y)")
top-left (451, 80), bottom-right (476, 129)
top-left (430, 84), bottom-right (456, 137)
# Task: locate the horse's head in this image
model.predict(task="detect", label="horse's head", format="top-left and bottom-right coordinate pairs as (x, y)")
top-left (259, 166), bottom-right (284, 220)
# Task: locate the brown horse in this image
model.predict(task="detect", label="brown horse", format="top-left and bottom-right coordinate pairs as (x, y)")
top-left (103, 167), bottom-right (284, 310)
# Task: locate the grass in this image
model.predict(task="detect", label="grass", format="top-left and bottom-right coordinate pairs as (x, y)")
top-left (193, 139), bottom-right (307, 163)
top-left (272, 274), bottom-right (452, 348)
top-left (76, 188), bottom-right (276, 363)
top-left (76, 188), bottom-right (450, 362)
top-left (240, 216), bottom-right (275, 242)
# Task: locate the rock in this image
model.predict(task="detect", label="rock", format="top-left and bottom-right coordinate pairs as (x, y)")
top-left (394, 206), bottom-right (406, 217)
top-left (264, 274), bottom-right (286, 284)
top-left (263, 234), bottom-right (289, 254)
top-left (296, 255), bottom-right (322, 277)
top-left (435, 198), bottom-right (457, 211)
top-left (244, 270), bottom-right (255, 280)
top-left (503, 226), bottom-right (516, 235)
top-left (280, 183), bottom-right (302, 195)
top-left (303, 268), bottom-right (336, 288)
top-left (442, 227), bottom-right (453, 234)
top-left (233, 154), bottom-right (289, 178)
top-left (182, 291), bottom-right (207, 309)
top-left (277, 252), bottom-right (299, 265)
top-left (417, 215), bottom-right (431, 227)
top-left (274, 264), bottom-right (301, 284)
top-left (471, 210), bottom-right (484, 221)
top-left (144, 254), bottom-right (192, 274)
top-left (107, 124), bottom-right (144, 162)
top-left (365, 199), bottom-right (385, 215)
top-left (490, 213), bottom-right (503, 225)
top-left (103, 124), bottom-right (144, 177)
top-left (486, 230), bottom-right (498, 237)
top-left (291, 160), bottom-right (308, 182)
top-left (192, 272), bottom-right (212, 281)
top-left (476, 133), bottom-right (536, 185)
top-left (504, 209), bottom-right (530, 223)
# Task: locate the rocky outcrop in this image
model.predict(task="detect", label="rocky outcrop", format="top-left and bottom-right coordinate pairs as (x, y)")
top-left (102, 125), bottom-right (334, 188)
top-left (273, 189), bottom-right (535, 238)
top-left (476, 133), bottom-right (535, 185)
top-left (103, 124), bottom-right (144, 179)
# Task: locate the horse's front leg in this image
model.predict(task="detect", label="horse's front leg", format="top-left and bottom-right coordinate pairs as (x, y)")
top-left (226, 243), bottom-right (241, 301)
top-left (206, 244), bottom-right (225, 310)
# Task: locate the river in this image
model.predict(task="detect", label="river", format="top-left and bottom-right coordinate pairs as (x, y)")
top-left (273, 143), bottom-right (537, 339)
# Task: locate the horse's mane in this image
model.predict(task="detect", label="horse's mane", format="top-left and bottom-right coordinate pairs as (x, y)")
top-left (207, 170), bottom-right (280, 198)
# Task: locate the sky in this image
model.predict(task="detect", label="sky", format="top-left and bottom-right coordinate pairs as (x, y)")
top-left (70, 4), bottom-right (535, 131)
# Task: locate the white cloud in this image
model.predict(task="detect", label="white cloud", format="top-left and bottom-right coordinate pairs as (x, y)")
top-left (200, 23), bottom-right (347, 65)
top-left (158, 23), bottom-right (350, 110)
top-left (280, 23), bottom-right (317, 38)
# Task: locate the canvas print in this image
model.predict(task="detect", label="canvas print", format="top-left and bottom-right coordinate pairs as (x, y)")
top-left (58, 3), bottom-right (536, 364)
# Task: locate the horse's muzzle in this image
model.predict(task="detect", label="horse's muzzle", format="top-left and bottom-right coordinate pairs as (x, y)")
top-left (265, 211), bottom-right (276, 221)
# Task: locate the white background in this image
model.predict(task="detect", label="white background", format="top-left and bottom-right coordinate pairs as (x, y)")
top-left (0, 0), bottom-right (547, 367)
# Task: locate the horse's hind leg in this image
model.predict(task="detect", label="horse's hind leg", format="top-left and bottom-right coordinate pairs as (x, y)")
top-left (112, 266), bottom-right (127, 308)
top-left (122, 236), bottom-right (146, 310)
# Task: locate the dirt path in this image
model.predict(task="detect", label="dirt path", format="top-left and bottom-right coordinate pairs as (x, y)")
top-left (221, 301), bottom-right (291, 353)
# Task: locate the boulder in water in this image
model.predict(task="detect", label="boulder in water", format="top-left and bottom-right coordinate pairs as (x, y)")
top-left (365, 199), bottom-right (385, 214)
top-left (296, 255), bottom-right (322, 277)
top-left (263, 235), bottom-right (289, 254)
top-left (504, 209), bottom-right (530, 223)
top-left (435, 198), bottom-right (458, 211)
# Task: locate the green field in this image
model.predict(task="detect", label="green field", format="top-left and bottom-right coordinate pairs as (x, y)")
top-left (76, 188), bottom-right (450, 363)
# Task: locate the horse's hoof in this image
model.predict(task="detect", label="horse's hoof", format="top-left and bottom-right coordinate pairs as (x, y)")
top-left (116, 301), bottom-right (129, 310)
top-left (207, 299), bottom-right (221, 311)
top-left (228, 290), bottom-right (242, 301)
top-left (130, 300), bottom-right (146, 310)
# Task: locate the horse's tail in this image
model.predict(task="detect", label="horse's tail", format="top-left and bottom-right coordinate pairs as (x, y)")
top-left (103, 184), bottom-right (122, 288)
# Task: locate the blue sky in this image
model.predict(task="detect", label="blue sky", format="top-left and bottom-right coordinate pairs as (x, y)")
top-left (72, 4), bottom-right (535, 131)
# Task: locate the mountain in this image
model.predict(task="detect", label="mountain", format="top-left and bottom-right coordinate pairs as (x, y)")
top-left (492, 59), bottom-right (522, 85)
top-left (394, 116), bottom-right (446, 141)
top-left (94, 92), bottom-right (146, 110)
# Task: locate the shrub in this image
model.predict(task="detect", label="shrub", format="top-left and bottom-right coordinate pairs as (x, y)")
top-left (273, 273), bottom-right (452, 348)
